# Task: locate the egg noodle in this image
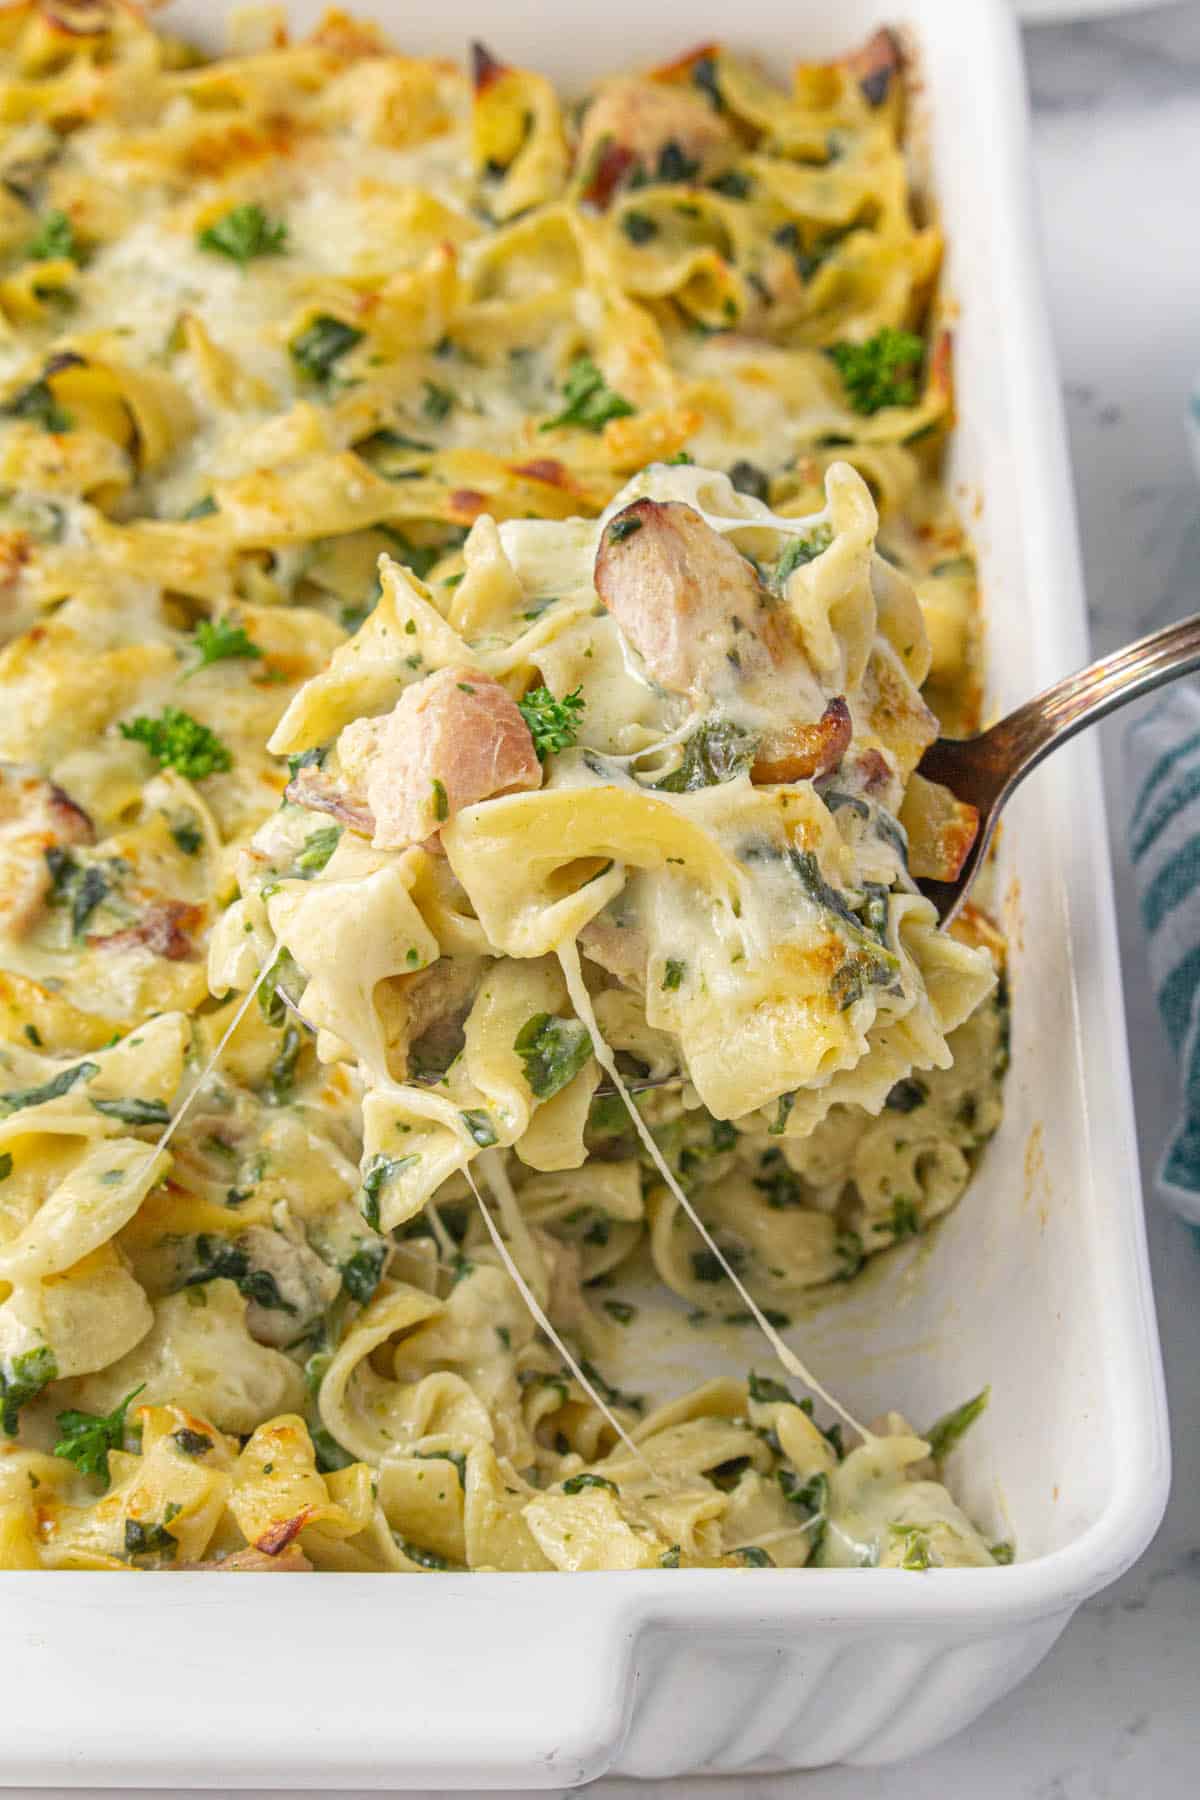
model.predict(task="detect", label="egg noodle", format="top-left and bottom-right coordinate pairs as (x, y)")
top-left (0, 3), bottom-right (1009, 1573)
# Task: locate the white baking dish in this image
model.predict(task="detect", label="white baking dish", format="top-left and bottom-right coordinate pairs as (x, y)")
top-left (0, 0), bottom-right (1169, 1785)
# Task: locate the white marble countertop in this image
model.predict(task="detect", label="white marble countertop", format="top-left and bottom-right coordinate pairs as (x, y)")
top-left (8, 7), bottom-right (1200, 1800)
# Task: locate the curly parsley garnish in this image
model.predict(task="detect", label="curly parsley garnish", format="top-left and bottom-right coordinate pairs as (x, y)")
top-left (828, 327), bottom-right (925, 415)
top-left (119, 707), bottom-right (232, 779)
top-left (517, 685), bottom-right (584, 761)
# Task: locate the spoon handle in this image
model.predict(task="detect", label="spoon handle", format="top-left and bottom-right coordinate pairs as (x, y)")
top-left (969, 611), bottom-right (1200, 800)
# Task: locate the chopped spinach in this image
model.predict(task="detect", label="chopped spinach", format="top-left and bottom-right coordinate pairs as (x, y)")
top-left (655, 719), bottom-right (759, 793)
top-left (514, 1012), bottom-right (593, 1100)
top-left (881, 1065), bottom-right (928, 1108)
top-left (312, 1426), bottom-right (356, 1473)
top-left (0, 1060), bottom-right (97, 1115)
top-left (459, 1108), bottom-right (498, 1147)
top-left (398, 1539), bottom-right (452, 1570)
top-left (341, 1241), bottom-right (388, 1305)
top-left (0, 1345), bottom-right (58, 1435)
top-left (748, 1371), bottom-right (794, 1405)
top-left (289, 314), bottom-right (363, 384)
top-left (181, 1236), bottom-right (297, 1313)
top-left (561, 1472), bottom-right (619, 1495)
top-left (359, 1152), bottom-right (418, 1230)
top-left (727, 460), bottom-right (770, 501)
top-left (412, 1447), bottom-right (467, 1489)
top-left (295, 825), bottom-right (340, 874)
top-left (172, 1427), bottom-right (213, 1459)
top-left (91, 1096), bottom-right (170, 1127)
top-left (125, 1507), bottom-right (181, 1560)
top-left (44, 849), bottom-right (113, 937)
top-left (772, 526), bottom-right (832, 589)
top-left (926, 1387), bottom-right (989, 1463)
top-left (268, 1022), bottom-right (303, 1105)
top-left (620, 209), bottom-right (658, 244)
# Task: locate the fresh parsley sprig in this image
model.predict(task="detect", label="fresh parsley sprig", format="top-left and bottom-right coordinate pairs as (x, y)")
top-left (827, 327), bottom-right (925, 415)
top-left (119, 707), bottom-right (232, 780)
top-left (517, 685), bottom-right (584, 761)
top-left (53, 1383), bottom-right (145, 1485)
top-left (197, 203), bottom-right (287, 267)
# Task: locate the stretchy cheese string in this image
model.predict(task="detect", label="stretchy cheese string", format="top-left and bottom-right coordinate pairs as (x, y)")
top-left (556, 939), bottom-right (872, 1443)
top-left (133, 955), bottom-right (275, 1185)
top-left (466, 1149), bottom-right (653, 1471)
top-left (149, 933), bottom-right (652, 1472)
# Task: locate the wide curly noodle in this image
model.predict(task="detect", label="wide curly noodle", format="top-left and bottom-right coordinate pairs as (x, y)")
top-left (0, 4), bottom-right (1004, 1572)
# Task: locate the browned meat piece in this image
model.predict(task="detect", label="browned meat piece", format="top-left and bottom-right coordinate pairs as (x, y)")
top-left (595, 499), bottom-right (778, 700)
top-left (337, 667), bottom-right (541, 852)
top-left (596, 499), bottom-right (851, 784)
top-left (90, 901), bottom-right (204, 961)
top-left (577, 77), bottom-right (735, 204)
top-left (0, 764), bottom-right (94, 937)
top-left (842, 27), bottom-right (904, 107)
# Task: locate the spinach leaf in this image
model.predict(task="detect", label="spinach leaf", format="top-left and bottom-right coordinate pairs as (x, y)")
top-left (359, 1153), bottom-right (418, 1230)
top-left (125, 1507), bottom-right (181, 1561)
top-left (341, 1242), bottom-right (387, 1305)
top-left (925, 1387), bottom-right (989, 1462)
top-left (514, 1013), bottom-right (593, 1100)
top-left (0, 1061), bottom-right (97, 1115)
top-left (561, 1472), bottom-right (619, 1495)
top-left (289, 314), bottom-right (363, 384)
top-left (655, 719), bottom-right (759, 793)
top-left (181, 1236), bottom-right (296, 1313)
top-left (91, 1096), bottom-right (169, 1127)
top-left (0, 1344), bottom-right (58, 1435)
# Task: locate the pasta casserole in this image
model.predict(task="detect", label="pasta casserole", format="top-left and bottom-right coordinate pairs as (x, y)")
top-left (0, 3), bottom-right (1009, 1573)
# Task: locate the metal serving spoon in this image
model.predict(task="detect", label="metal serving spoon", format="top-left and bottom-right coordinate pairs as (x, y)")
top-left (280, 613), bottom-right (1200, 1098)
top-left (916, 609), bottom-right (1200, 926)
top-left (593, 610), bottom-right (1200, 1096)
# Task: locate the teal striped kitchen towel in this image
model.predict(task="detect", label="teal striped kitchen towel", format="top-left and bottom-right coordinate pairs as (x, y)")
top-left (1128, 680), bottom-right (1200, 1224)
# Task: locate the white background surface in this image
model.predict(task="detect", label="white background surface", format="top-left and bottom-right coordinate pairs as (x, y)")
top-left (8, 4), bottom-right (1200, 1797)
